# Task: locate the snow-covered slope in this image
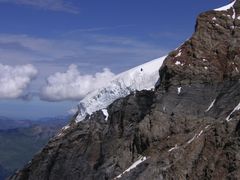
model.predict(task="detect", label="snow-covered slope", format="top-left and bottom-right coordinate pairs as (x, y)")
top-left (214, 0), bottom-right (236, 11)
top-left (75, 56), bottom-right (166, 122)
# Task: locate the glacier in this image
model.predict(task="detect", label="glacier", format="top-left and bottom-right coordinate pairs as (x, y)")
top-left (75, 55), bottom-right (167, 122)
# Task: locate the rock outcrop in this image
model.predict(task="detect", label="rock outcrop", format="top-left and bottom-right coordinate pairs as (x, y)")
top-left (10, 1), bottom-right (240, 179)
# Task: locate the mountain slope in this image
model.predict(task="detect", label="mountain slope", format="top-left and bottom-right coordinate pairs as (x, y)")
top-left (75, 56), bottom-right (166, 122)
top-left (10, 1), bottom-right (240, 180)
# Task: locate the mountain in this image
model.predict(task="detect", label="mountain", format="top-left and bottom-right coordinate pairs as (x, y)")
top-left (10, 1), bottom-right (240, 179)
top-left (0, 117), bottom-right (68, 180)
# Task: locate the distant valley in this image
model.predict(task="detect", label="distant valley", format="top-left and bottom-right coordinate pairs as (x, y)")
top-left (0, 116), bottom-right (69, 180)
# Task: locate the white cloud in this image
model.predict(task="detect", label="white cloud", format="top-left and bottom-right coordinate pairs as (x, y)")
top-left (0, 0), bottom-right (79, 14)
top-left (0, 33), bottom-right (168, 95)
top-left (68, 106), bottom-right (78, 115)
top-left (41, 64), bottom-right (115, 101)
top-left (0, 64), bottom-right (38, 99)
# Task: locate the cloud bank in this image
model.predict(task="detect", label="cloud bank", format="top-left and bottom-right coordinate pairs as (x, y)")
top-left (0, 64), bottom-right (38, 99)
top-left (0, 0), bottom-right (79, 14)
top-left (41, 64), bottom-right (115, 101)
top-left (0, 33), bottom-right (168, 101)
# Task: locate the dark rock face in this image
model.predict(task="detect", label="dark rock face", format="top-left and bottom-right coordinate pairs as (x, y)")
top-left (160, 0), bottom-right (240, 87)
top-left (10, 1), bottom-right (240, 180)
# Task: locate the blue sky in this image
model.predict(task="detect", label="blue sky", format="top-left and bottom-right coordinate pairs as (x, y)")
top-left (0, 0), bottom-right (229, 120)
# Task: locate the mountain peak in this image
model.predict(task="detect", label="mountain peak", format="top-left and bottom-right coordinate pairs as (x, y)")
top-left (158, 0), bottom-right (240, 89)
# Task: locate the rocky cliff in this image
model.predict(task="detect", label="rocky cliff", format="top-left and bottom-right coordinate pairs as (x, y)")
top-left (10, 1), bottom-right (240, 179)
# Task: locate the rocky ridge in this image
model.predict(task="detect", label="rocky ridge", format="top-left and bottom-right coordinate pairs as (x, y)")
top-left (10, 1), bottom-right (240, 179)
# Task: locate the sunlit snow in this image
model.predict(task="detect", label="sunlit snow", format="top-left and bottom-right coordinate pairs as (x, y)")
top-left (75, 56), bottom-right (167, 122)
top-left (101, 109), bottom-right (109, 121)
top-left (187, 134), bottom-right (197, 144)
top-left (226, 102), bottom-right (240, 121)
top-left (177, 87), bottom-right (182, 95)
top-left (214, 0), bottom-right (236, 11)
top-left (235, 67), bottom-right (239, 73)
top-left (62, 125), bottom-right (70, 130)
top-left (205, 99), bottom-right (216, 112)
top-left (168, 145), bottom-right (179, 152)
top-left (197, 130), bottom-right (203, 138)
top-left (175, 50), bottom-right (182, 57)
top-left (175, 61), bottom-right (181, 65)
top-left (232, 6), bottom-right (236, 19)
top-left (115, 156), bottom-right (147, 179)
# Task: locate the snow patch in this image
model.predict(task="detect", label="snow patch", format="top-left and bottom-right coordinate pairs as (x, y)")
top-left (226, 102), bottom-right (240, 121)
top-left (238, 16), bottom-right (240, 20)
top-left (205, 125), bottom-right (210, 130)
top-left (212, 17), bottom-right (217, 21)
top-left (115, 156), bottom-right (147, 179)
top-left (197, 130), bottom-right (203, 138)
top-left (203, 58), bottom-right (208, 62)
top-left (187, 130), bottom-right (204, 144)
top-left (168, 145), bottom-right (179, 152)
top-left (215, 0), bottom-right (236, 20)
top-left (204, 66), bottom-right (208, 70)
top-left (236, 67), bottom-right (239, 72)
top-left (175, 50), bottom-right (182, 57)
top-left (102, 109), bottom-right (109, 121)
top-left (177, 87), bottom-right (182, 95)
top-left (175, 61), bottom-right (181, 65)
top-left (163, 106), bottom-right (166, 112)
top-left (175, 61), bottom-right (184, 66)
top-left (205, 99), bottom-right (216, 112)
top-left (62, 125), bottom-right (70, 130)
top-left (57, 132), bottom-right (63, 137)
top-left (232, 5), bottom-right (236, 19)
top-left (214, 0), bottom-right (236, 11)
top-left (187, 134), bottom-right (197, 144)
